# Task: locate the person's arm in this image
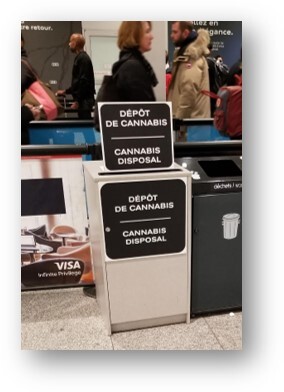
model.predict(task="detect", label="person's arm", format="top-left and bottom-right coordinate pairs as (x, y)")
top-left (56, 89), bottom-right (66, 96)
top-left (175, 64), bottom-right (202, 118)
top-left (22, 104), bottom-right (41, 122)
top-left (21, 60), bottom-right (36, 94)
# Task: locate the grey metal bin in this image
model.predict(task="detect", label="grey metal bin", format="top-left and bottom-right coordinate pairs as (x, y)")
top-left (83, 161), bottom-right (192, 334)
top-left (175, 156), bottom-right (242, 315)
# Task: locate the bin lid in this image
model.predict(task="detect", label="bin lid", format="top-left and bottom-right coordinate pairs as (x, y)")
top-left (175, 156), bottom-right (242, 195)
top-left (222, 213), bottom-right (240, 221)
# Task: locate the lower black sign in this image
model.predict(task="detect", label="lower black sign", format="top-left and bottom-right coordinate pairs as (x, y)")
top-left (100, 179), bottom-right (186, 259)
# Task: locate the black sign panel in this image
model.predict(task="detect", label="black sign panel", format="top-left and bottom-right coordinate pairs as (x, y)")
top-left (100, 179), bottom-right (186, 259)
top-left (21, 178), bottom-right (66, 216)
top-left (99, 103), bottom-right (173, 171)
top-left (21, 259), bottom-right (84, 288)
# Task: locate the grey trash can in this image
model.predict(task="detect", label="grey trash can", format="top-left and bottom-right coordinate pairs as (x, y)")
top-left (175, 156), bottom-right (242, 315)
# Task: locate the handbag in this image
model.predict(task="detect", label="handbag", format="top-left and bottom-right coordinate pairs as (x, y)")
top-left (93, 74), bottom-right (121, 131)
top-left (21, 60), bottom-right (63, 120)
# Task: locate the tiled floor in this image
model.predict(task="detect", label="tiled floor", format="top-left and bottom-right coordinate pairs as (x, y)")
top-left (21, 287), bottom-right (242, 350)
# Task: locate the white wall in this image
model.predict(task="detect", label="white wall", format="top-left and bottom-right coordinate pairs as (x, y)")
top-left (82, 21), bottom-right (166, 101)
top-left (146, 21), bottom-right (166, 101)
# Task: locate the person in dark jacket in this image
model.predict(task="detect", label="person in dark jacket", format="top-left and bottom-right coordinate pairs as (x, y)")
top-left (227, 48), bottom-right (242, 86)
top-left (21, 105), bottom-right (41, 144)
top-left (56, 34), bottom-right (95, 119)
top-left (206, 43), bottom-right (220, 116)
top-left (21, 34), bottom-right (40, 144)
top-left (21, 34), bottom-right (37, 95)
top-left (112, 21), bottom-right (158, 101)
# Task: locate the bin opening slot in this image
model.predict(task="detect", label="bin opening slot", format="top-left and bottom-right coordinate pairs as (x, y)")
top-left (198, 159), bottom-right (241, 178)
top-left (98, 169), bottom-right (182, 176)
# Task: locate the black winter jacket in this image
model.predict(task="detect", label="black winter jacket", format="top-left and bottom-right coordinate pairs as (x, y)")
top-left (112, 48), bottom-right (157, 102)
top-left (21, 48), bottom-right (37, 95)
top-left (66, 51), bottom-right (95, 102)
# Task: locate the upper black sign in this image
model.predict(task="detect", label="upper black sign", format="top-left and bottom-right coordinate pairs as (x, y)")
top-left (100, 179), bottom-right (186, 260)
top-left (99, 103), bottom-right (173, 171)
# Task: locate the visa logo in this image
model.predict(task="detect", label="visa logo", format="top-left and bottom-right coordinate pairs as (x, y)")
top-left (54, 261), bottom-right (81, 270)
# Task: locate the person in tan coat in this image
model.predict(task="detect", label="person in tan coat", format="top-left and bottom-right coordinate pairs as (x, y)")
top-left (167, 22), bottom-right (211, 119)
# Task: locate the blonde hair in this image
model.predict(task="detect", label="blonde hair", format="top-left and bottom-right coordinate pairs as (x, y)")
top-left (117, 21), bottom-right (152, 50)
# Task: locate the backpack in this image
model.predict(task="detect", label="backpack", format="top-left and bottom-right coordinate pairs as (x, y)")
top-left (214, 74), bottom-right (242, 138)
top-left (202, 74), bottom-right (242, 138)
top-left (215, 60), bottom-right (230, 86)
top-left (207, 56), bottom-right (222, 93)
top-left (93, 74), bottom-right (121, 131)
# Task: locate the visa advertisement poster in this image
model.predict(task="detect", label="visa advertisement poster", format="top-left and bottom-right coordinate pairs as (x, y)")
top-left (21, 156), bottom-right (95, 290)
